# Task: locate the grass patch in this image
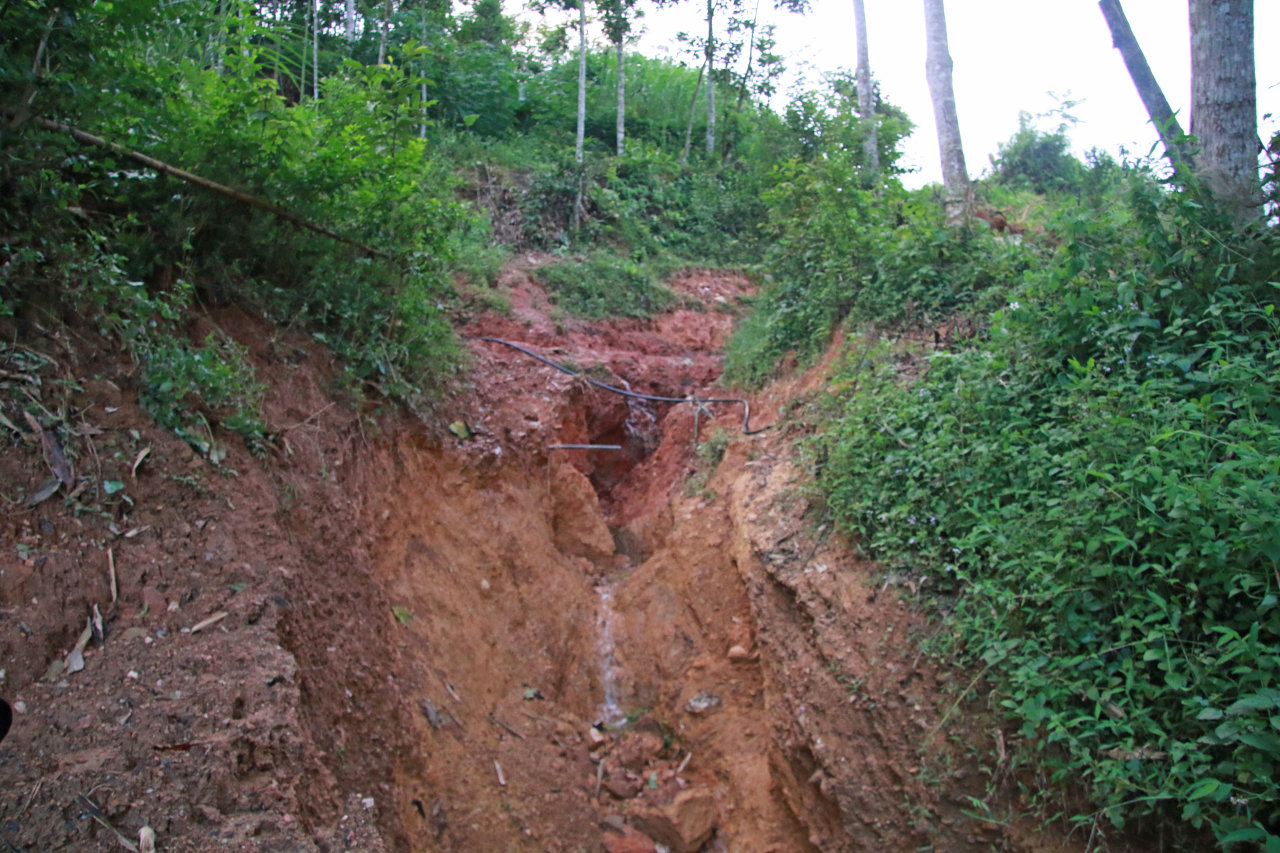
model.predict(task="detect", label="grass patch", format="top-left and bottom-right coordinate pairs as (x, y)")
top-left (535, 251), bottom-right (676, 320)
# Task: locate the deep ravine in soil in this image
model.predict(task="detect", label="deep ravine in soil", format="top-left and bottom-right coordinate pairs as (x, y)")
top-left (276, 265), bottom-right (1081, 852)
top-left (0, 264), bottom-right (1087, 852)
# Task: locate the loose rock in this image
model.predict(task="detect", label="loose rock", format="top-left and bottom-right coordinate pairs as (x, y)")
top-left (631, 788), bottom-right (719, 853)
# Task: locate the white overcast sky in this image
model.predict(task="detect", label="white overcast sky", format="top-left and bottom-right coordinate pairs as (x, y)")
top-left (623, 0), bottom-right (1278, 188)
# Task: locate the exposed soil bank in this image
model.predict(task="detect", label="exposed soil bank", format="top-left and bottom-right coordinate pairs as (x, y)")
top-left (0, 264), bottom-right (1085, 851)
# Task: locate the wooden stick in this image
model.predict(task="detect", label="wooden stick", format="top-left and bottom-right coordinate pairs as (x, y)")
top-left (491, 715), bottom-right (525, 740)
top-left (30, 117), bottom-right (390, 259)
top-left (594, 758), bottom-right (605, 799)
top-left (107, 548), bottom-right (118, 604)
top-left (189, 611), bottom-right (228, 633)
top-left (493, 760), bottom-right (506, 787)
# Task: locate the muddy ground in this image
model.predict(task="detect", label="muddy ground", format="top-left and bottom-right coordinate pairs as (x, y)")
top-left (0, 262), bottom-right (1092, 851)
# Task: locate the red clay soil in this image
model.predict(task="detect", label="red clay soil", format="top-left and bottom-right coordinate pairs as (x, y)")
top-left (0, 262), bottom-right (1096, 851)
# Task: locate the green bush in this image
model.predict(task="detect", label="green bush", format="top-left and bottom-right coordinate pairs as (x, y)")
top-left (535, 251), bottom-right (676, 319)
top-left (817, 171), bottom-right (1280, 844)
top-left (988, 109), bottom-right (1085, 195)
top-left (3, 6), bottom-right (466, 417)
top-left (725, 182), bottom-right (1033, 388)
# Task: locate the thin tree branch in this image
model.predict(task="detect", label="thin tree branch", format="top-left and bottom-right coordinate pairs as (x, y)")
top-left (4, 8), bottom-right (60, 133)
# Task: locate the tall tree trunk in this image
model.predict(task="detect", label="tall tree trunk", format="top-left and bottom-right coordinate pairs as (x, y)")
top-left (922, 0), bottom-right (969, 226)
top-left (377, 0), bottom-right (392, 65)
top-left (852, 0), bottom-right (878, 176)
top-left (616, 40), bottom-right (626, 156)
top-left (1098, 0), bottom-right (1189, 170)
top-left (300, 2), bottom-right (309, 100)
top-left (705, 0), bottom-right (715, 157)
top-left (573, 0), bottom-right (588, 233)
top-left (1189, 0), bottom-right (1259, 223)
top-left (681, 61), bottom-right (705, 166)
top-left (420, 9), bottom-right (429, 139)
top-left (312, 0), bottom-right (320, 100)
top-left (575, 0), bottom-right (587, 165)
top-left (345, 0), bottom-right (357, 41)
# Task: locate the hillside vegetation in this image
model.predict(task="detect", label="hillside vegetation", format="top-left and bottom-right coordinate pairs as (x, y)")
top-left (3, 1), bottom-right (1279, 848)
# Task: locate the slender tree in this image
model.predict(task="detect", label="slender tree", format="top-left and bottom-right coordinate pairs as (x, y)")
top-left (312, 0), bottom-right (320, 100)
top-left (600, 0), bottom-right (638, 156)
top-left (575, 0), bottom-right (587, 164)
top-left (698, 0), bottom-right (803, 159)
top-left (345, 0), bottom-right (357, 40)
top-left (616, 40), bottom-right (626, 154)
top-left (852, 0), bottom-right (878, 175)
top-left (681, 59), bottom-right (706, 165)
top-left (377, 0), bottom-right (393, 64)
top-left (300, 1), bottom-right (309, 99)
top-left (705, 0), bottom-right (716, 155)
top-left (1189, 0), bottom-right (1258, 222)
top-left (1097, 0), bottom-right (1189, 169)
top-left (922, 0), bottom-right (969, 226)
top-left (733, 0), bottom-right (761, 116)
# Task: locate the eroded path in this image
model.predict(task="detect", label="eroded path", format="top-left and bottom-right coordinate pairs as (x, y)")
top-left (0, 263), bottom-right (1085, 851)
top-left (289, 263), bottom-right (1074, 852)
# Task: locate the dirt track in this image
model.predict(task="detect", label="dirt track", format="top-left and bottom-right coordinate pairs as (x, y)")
top-left (0, 262), bottom-right (1084, 851)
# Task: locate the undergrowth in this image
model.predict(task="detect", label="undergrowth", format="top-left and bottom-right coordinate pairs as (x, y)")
top-left (535, 252), bottom-right (676, 320)
top-left (724, 176), bottom-right (1038, 389)
top-left (815, 171), bottom-right (1280, 846)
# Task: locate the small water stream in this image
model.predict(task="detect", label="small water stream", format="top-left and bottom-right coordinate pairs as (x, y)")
top-left (594, 581), bottom-right (628, 726)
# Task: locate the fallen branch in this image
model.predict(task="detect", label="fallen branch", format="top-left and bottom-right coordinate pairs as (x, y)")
top-left (29, 117), bottom-right (390, 259)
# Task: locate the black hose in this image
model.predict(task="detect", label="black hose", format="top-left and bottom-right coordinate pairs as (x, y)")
top-left (471, 337), bottom-right (774, 435)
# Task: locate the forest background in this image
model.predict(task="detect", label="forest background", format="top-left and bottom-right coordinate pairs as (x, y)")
top-left (2, 0), bottom-right (1279, 848)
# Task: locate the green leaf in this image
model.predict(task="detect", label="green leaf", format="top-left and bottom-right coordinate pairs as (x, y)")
top-left (103, 480), bottom-right (126, 495)
top-left (1238, 731), bottom-right (1280, 754)
top-left (1184, 777), bottom-right (1222, 801)
top-left (1226, 694), bottom-right (1279, 716)
top-left (1221, 827), bottom-right (1268, 844)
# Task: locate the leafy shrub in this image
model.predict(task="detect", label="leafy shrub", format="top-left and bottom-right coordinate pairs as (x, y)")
top-left (816, 170), bottom-right (1280, 844)
top-left (725, 178), bottom-right (1034, 388)
top-left (988, 109), bottom-right (1084, 195)
top-left (535, 252), bottom-right (676, 320)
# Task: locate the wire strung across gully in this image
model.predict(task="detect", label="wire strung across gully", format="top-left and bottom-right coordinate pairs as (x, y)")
top-left (471, 337), bottom-right (774, 437)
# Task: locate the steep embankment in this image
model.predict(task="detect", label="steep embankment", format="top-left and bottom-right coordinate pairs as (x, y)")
top-left (0, 262), bottom-right (1081, 851)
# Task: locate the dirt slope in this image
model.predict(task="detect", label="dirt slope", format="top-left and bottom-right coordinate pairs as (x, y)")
top-left (0, 262), bottom-right (1085, 851)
